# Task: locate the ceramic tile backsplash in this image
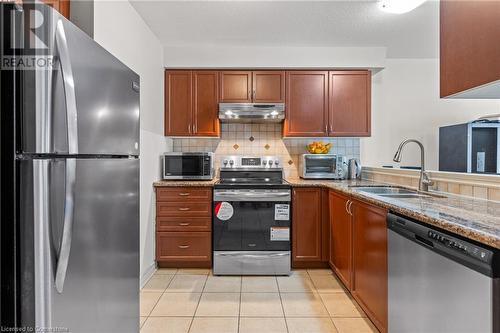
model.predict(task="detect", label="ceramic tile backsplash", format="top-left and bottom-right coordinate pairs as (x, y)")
top-left (172, 124), bottom-right (360, 178)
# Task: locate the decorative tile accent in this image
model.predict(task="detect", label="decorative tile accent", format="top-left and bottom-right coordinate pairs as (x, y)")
top-left (288, 160), bottom-right (294, 165)
top-left (171, 124), bottom-right (361, 179)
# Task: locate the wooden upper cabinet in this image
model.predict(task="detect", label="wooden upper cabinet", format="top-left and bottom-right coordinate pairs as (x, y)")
top-left (165, 70), bottom-right (220, 137)
top-left (220, 71), bottom-right (284, 103)
top-left (292, 188), bottom-right (322, 262)
top-left (284, 71), bottom-right (329, 137)
top-left (440, 1), bottom-right (500, 98)
top-left (165, 70), bottom-right (192, 136)
top-left (329, 71), bottom-right (371, 137)
top-left (219, 71), bottom-right (252, 102)
top-left (351, 200), bottom-right (388, 333)
top-left (41, 0), bottom-right (70, 19)
top-left (193, 71), bottom-right (219, 136)
top-left (329, 191), bottom-right (353, 290)
top-left (252, 71), bottom-right (285, 103)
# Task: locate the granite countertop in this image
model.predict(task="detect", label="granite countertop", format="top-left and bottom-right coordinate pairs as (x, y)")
top-left (152, 177), bottom-right (500, 249)
top-left (153, 179), bottom-right (219, 187)
top-left (286, 178), bottom-right (500, 250)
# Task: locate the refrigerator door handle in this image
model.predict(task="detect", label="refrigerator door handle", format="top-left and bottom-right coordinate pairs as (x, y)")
top-left (54, 159), bottom-right (76, 293)
top-left (55, 20), bottom-right (79, 154)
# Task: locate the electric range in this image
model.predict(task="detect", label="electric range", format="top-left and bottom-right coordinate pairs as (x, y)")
top-left (213, 156), bottom-right (292, 275)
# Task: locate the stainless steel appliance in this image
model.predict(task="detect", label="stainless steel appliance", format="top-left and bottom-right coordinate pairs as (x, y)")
top-left (347, 158), bottom-right (361, 180)
top-left (439, 117), bottom-right (500, 174)
top-left (1, 4), bottom-right (139, 332)
top-left (213, 156), bottom-right (291, 275)
top-left (162, 152), bottom-right (214, 180)
top-left (387, 213), bottom-right (499, 333)
top-left (219, 103), bottom-right (285, 123)
top-left (299, 154), bottom-right (347, 179)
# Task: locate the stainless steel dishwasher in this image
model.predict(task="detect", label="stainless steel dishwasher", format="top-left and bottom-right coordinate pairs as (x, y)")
top-left (387, 213), bottom-right (499, 333)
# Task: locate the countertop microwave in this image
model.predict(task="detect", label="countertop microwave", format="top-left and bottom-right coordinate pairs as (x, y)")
top-left (299, 154), bottom-right (348, 179)
top-left (162, 152), bottom-right (214, 180)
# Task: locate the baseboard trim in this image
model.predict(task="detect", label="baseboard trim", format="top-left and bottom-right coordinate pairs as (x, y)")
top-left (140, 262), bottom-right (157, 288)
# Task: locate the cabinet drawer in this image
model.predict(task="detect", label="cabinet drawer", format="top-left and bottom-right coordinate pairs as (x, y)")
top-left (157, 217), bottom-right (211, 232)
top-left (157, 202), bottom-right (212, 217)
top-left (156, 187), bottom-right (212, 202)
top-left (156, 232), bottom-right (211, 262)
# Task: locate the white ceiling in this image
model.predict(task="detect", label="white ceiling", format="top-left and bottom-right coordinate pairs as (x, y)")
top-left (130, 0), bottom-right (439, 58)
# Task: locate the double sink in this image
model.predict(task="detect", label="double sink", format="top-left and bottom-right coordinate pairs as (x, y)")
top-left (352, 186), bottom-right (445, 199)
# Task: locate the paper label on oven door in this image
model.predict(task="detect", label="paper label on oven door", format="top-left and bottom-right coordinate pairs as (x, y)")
top-left (274, 204), bottom-right (290, 220)
top-left (215, 202), bottom-right (234, 221)
top-left (270, 227), bottom-right (290, 241)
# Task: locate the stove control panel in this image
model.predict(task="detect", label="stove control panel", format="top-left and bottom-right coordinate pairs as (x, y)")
top-left (221, 156), bottom-right (282, 169)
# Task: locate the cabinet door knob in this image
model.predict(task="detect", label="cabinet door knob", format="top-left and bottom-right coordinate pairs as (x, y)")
top-left (178, 207), bottom-right (190, 211)
top-left (178, 245), bottom-right (190, 249)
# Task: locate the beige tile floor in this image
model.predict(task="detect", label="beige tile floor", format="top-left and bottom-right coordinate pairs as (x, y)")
top-left (140, 268), bottom-right (378, 333)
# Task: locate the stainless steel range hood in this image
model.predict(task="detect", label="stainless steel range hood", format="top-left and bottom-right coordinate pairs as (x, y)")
top-left (219, 103), bottom-right (285, 123)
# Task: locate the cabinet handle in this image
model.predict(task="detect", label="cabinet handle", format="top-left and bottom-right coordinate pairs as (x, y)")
top-left (178, 245), bottom-right (190, 249)
top-left (348, 201), bottom-right (353, 216)
top-left (179, 223), bottom-right (190, 226)
top-left (178, 193), bottom-right (190, 196)
top-left (248, 90), bottom-right (251, 100)
top-left (345, 200), bottom-right (350, 214)
top-left (178, 207), bottom-right (190, 211)
top-left (253, 89), bottom-right (256, 100)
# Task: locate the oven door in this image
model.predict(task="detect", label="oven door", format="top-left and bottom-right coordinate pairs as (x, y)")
top-left (213, 189), bottom-right (291, 275)
top-left (162, 154), bottom-right (210, 179)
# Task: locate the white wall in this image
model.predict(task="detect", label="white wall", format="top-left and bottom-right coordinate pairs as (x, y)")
top-left (362, 59), bottom-right (500, 170)
top-left (164, 45), bottom-right (386, 70)
top-left (93, 0), bottom-right (171, 284)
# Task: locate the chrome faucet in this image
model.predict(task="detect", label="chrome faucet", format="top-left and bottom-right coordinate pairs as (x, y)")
top-left (393, 139), bottom-right (434, 192)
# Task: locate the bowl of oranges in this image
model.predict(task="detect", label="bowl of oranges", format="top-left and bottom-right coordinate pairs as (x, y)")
top-left (306, 141), bottom-right (332, 154)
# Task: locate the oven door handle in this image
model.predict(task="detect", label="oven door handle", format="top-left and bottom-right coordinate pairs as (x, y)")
top-left (217, 252), bottom-right (289, 259)
top-left (214, 191), bottom-right (291, 202)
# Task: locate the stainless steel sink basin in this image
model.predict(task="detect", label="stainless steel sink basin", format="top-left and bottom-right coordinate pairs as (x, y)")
top-left (353, 187), bottom-right (418, 195)
top-left (352, 186), bottom-right (444, 199)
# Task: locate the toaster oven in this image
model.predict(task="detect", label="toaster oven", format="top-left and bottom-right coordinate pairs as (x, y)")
top-left (299, 154), bottom-right (347, 179)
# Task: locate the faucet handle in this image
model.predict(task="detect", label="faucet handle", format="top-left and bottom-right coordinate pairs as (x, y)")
top-left (422, 172), bottom-right (434, 186)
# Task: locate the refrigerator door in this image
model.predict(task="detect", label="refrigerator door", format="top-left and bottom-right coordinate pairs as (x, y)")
top-left (18, 158), bottom-right (139, 332)
top-left (17, 4), bottom-right (140, 156)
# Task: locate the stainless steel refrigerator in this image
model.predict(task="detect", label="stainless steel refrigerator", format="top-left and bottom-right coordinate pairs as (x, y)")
top-left (1, 3), bottom-right (140, 332)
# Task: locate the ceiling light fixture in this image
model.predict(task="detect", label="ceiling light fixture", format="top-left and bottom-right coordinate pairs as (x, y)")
top-left (378, 0), bottom-right (427, 14)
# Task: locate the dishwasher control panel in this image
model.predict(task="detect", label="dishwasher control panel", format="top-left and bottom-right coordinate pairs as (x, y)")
top-left (427, 230), bottom-right (492, 264)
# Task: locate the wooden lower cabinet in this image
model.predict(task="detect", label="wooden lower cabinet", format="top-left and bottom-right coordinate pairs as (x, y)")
top-left (155, 187), bottom-right (212, 268)
top-left (351, 199), bottom-right (388, 333)
top-left (156, 232), bottom-right (211, 264)
top-left (292, 187), bottom-right (323, 265)
top-left (328, 190), bottom-right (353, 290)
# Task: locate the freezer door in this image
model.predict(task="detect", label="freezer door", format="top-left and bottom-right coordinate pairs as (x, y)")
top-left (16, 4), bottom-right (140, 156)
top-left (18, 158), bottom-right (139, 332)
